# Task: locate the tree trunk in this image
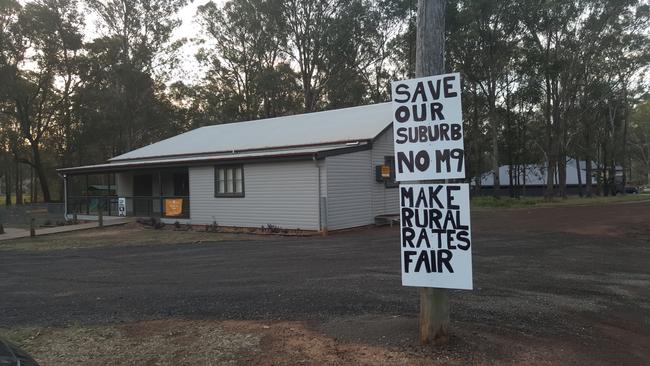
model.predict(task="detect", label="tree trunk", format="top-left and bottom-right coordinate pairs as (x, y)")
top-left (4, 169), bottom-right (11, 206)
top-left (34, 174), bottom-right (39, 203)
top-left (522, 164), bottom-right (527, 197)
top-left (558, 155), bottom-right (567, 198)
top-left (31, 143), bottom-right (51, 202)
top-left (585, 157), bottom-right (592, 197)
top-left (489, 101), bottom-right (500, 197)
top-left (621, 89), bottom-right (629, 190)
top-left (609, 160), bottom-right (617, 196)
top-left (302, 75), bottom-right (315, 112)
top-left (15, 160), bottom-right (23, 205)
top-left (472, 84), bottom-right (481, 192)
top-left (600, 143), bottom-right (607, 196)
top-left (544, 74), bottom-right (554, 199)
top-left (576, 158), bottom-right (583, 197)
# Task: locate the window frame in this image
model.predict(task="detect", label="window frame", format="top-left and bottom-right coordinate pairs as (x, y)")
top-left (214, 164), bottom-right (245, 198)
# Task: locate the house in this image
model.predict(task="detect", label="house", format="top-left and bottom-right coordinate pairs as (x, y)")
top-left (58, 103), bottom-right (399, 232)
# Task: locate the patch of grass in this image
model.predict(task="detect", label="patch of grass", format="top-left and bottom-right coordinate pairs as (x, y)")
top-left (0, 226), bottom-right (259, 252)
top-left (471, 194), bottom-right (650, 209)
top-left (471, 196), bottom-right (542, 208)
top-left (0, 320), bottom-right (260, 366)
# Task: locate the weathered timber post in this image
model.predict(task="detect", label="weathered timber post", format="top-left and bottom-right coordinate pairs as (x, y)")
top-left (415, 0), bottom-right (450, 345)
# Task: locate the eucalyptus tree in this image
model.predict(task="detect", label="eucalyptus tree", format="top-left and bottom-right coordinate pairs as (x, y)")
top-left (629, 99), bottom-right (650, 184)
top-left (83, 0), bottom-right (187, 156)
top-left (0, 0), bottom-right (84, 202)
top-left (449, 0), bottom-right (520, 195)
top-left (196, 0), bottom-right (301, 122)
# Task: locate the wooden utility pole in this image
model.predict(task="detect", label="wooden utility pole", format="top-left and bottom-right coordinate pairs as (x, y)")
top-left (415, 0), bottom-right (449, 346)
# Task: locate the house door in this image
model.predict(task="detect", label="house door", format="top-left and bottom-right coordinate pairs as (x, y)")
top-left (133, 174), bottom-right (153, 216)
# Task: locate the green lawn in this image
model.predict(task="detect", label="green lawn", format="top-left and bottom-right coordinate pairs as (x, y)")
top-left (471, 193), bottom-right (650, 209)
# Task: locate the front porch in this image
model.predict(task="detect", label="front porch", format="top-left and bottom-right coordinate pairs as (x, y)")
top-left (64, 167), bottom-right (190, 220)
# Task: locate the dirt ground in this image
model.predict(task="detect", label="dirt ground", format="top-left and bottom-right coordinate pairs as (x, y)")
top-left (3, 318), bottom-right (578, 366)
top-left (1, 200), bottom-right (649, 365)
top-left (472, 198), bottom-right (650, 239)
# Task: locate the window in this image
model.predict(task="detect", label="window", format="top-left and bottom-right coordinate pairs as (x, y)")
top-left (215, 165), bottom-right (244, 197)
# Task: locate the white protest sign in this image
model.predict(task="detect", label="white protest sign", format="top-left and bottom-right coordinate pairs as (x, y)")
top-left (118, 197), bottom-right (126, 217)
top-left (391, 73), bottom-right (464, 181)
top-left (400, 183), bottom-right (472, 290)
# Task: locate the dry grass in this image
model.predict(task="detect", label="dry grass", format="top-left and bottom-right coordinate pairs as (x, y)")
top-left (1, 320), bottom-right (261, 366)
top-left (0, 318), bottom-right (581, 366)
top-left (0, 225), bottom-right (261, 252)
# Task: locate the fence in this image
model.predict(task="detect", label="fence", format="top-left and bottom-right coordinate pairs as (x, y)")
top-left (0, 203), bottom-right (65, 228)
top-left (66, 196), bottom-right (190, 219)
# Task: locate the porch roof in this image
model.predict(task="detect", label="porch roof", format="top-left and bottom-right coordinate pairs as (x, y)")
top-left (58, 142), bottom-right (370, 175)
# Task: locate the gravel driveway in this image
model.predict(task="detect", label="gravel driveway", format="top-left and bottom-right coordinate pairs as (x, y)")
top-left (1, 201), bottom-right (649, 365)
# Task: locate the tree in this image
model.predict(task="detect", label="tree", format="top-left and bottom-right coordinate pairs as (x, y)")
top-left (196, 0), bottom-right (301, 122)
top-left (83, 0), bottom-right (187, 156)
top-left (0, 0), bottom-right (84, 202)
top-left (451, 0), bottom-right (520, 196)
top-left (630, 99), bottom-right (650, 184)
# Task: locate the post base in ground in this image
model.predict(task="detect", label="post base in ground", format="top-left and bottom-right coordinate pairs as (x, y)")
top-left (419, 287), bottom-right (449, 345)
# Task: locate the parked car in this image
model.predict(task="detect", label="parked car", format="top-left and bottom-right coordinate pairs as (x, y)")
top-left (614, 183), bottom-right (640, 195)
top-left (623, 186), bottom-right (639, 194)
top-left (0, 338), bottom-right (39, 366)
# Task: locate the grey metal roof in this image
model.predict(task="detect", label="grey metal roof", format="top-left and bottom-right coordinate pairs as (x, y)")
top-left (110, 102), bottom-right (392, 162)
top-left (58, 142), bottom-right (370, 174)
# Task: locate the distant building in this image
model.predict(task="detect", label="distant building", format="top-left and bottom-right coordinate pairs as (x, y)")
top-left (474, 159), bottom-right (619, 196)
top-left (58, 103), bottom-right (399, 232)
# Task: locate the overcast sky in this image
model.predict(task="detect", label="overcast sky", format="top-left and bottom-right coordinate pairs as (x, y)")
top-left (167, 0), bottom-right (215, 84)
top-left (78, 0), bottom-right (219, 84)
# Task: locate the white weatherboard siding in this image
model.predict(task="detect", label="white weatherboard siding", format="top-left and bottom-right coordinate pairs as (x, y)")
top-left (371, 128), bottom-right (399, 217)
top-left (326, 150), bottom-right (373, 230)
top-left (189, 161), bottom-right (320, 230)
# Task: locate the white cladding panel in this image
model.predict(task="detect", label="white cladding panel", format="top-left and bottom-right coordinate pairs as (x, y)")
top-left (189, 161), bottom-right (320, 230)
top-left (371, 127), bottom-right (399, 216)
top-left (326, 150), bottom-right (373, 230)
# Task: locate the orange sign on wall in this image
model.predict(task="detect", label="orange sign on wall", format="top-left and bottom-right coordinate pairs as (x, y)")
top-left (165, 198), bottom-right (183, 217)
top-left (381, 164), bottom-right (391, 178)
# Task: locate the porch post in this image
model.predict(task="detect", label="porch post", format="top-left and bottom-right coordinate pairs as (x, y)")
top-left (85, 174), bottom-right (89, 215)
top-left (63, 174), bottom-right (68, 220)
top-left (159, 170), bottom-right (163, 218)
top-left (107, 173), bottom-right (111, 216)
